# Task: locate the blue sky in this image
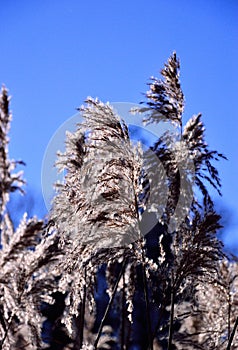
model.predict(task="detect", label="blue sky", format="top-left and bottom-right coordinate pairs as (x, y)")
top-left (0, 0), bottom-right (237, 252)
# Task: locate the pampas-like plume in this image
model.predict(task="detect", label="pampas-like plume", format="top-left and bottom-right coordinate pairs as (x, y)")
top-left (138, 52), bottom-right (184, 127)
top-left (52, 97), bottom-right (143, 251)
top-left (183, 114), bottom-right (227, 210)
top-left (0, 87), bottom-right (62, 349)
top-left (49, 54), bottom-right (227, 348)
top-left (0, 54), bottom-right (229, 349)
top-left (134, 52), bottom-right (226, 349)
top-left (0, 86), bottom-right (25, 217)
top-left (174, 259), bottom-right (238, 350)
top-left (50, 97), bottom-right (146, 338)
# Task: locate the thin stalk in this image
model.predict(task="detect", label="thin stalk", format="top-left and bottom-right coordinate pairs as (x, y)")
top-left (94, 258), bottom-right (127, 349)
top-left (121, 271), bottom-right (126, 350)
top-left (167, 286), bottom-right (175, 350)
top-left (152, 300), bottom-right (167, 339)
top-left (74, 268), bottom-right (87, 349)
top-left (228, 290), bottom-right (231, 339)
top-left (141, 246), bottom-right (153, 350)
top-left (134, 190), bottom-right (153, 350)
top-left (226, 317), bottom-right (238, 350)
top-left (126, 317), bottom-right (132, 350)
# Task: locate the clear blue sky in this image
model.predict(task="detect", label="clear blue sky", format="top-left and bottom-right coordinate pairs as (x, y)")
top-left (0, 0), bottom-right (237, 252)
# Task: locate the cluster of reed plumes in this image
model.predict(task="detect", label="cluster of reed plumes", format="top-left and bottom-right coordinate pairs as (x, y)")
top-left (0, 53), bottom-right (237, 350)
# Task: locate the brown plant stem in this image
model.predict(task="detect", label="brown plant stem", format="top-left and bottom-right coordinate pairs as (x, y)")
top-left (126, 318), bottom-right (132, 350)
top-left (134, 190), bottom-right (153, 350)
top-left (167, 286), bottom-right (175, 350)
top-left (94, 258), bottom-right (127, 349)
top-left (228, 291), bottom-right (231, 339)
top-left (74, 268), bottom-right (87, 350)
top-left (152, 302), bottom-right (166, 340)
top-left (121, 271), bottom-right (126, 350)
top-left (141, 247), bottom-right (153, 350)
top-left (226, 316), bottom-right (238, 350)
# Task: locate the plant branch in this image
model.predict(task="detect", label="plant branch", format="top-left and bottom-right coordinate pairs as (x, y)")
top-left (167, 284), bottom-right (175, 350)
top-left (94, 258), bottom-right (127, 349)
top-left (121, 271), bottom-right (126, 350)
top-left (141, 246), bottom-right (153, 350)
top-left (226, 316), bottom-right (238, 350)
top-left (73, 267), bottom-right (87, 350)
